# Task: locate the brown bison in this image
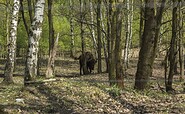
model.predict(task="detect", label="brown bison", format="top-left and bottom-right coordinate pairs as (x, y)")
top-left (75, 52), bottom-right (97, 75)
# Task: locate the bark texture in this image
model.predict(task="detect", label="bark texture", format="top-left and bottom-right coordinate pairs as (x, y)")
top-left (25, 0), bottom-right (45, 83)
top-left (97, 0), bottom-right (102, 73)
top-left (45, 33), bottom-right (59, 78)
top-left (3, 0), bottom-right (20, 84)
top-left (166, 0), bottom-right (178, 92)
top-left (135, 0), bottom-right (166, 90)
top-left (108, 0), bottom-right (124, 88)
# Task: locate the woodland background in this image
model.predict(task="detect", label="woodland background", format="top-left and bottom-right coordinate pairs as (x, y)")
top-left (0, 0), bottom-right (185, 113)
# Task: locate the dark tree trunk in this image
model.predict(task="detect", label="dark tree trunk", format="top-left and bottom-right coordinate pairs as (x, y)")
top-left (97, 0), bottom-right (102, 73)
top-left (105, 0), bottom-right (111, 73)
top-left (108, 0), bottom-right (116, 86)
top-left (135, 0), bottom-right (156, 90)
top-left (46, 33), bottom-right (59, 78)
top-left (48, 0), bottom-right (54, 53)
top-left (100, 2), bottom-right (108, 72)
top-left (80, 0), bottom-right (88, 75)
top-left (108, 0), bottom-right (124, 88)
top-left (20, 0), bottom-right (29, 36)
top-left (69, 0), bottom-right (75, 58)
top-left (166, 0), bottom-right (179, 92)
top-left (178, 1), bottom-right (184, 81)
top-left (139, 0), bottom-right (144, 47)
top-left (27, 0), bottom-right (33, 23)
top-left (135, 0), bottom-right (166, 90)
top-left (115, 1), bottom-right (124, 88)
top-left (45, 0), bottom-right (56, 78)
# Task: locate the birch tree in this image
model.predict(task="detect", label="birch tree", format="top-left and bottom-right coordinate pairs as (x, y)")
top-left (89, 0), bottom-right (98, 58)
top-left (123, 0), bottom-right (133, 72)
top-left (25, 0), bottom-right (45, 83)
top-left (3, 0), bottom-right (20, 84)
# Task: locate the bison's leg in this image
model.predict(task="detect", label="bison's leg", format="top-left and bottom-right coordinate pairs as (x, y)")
top-left (83, 65), bottom-right (89, 74)
top-left (87, 64), bottom-right (91, 73)
top-left (79, 60), bottom-right (83, 75)
top-left (82, 58), bottom-right (89, 75)
top-left (89, 68), bottom-right (92, 73)
top-left (80, 65), bottom-right (82, 75)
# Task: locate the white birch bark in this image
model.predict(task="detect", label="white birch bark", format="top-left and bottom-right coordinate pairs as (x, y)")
top-left (89, 0), bottom-right (98, 57)
top-left (4, 0), bottom-right (20, 84)
top-left (124, 0), bottom-right (133, 70)
top-left (25, 0), bottom-right (45, 82)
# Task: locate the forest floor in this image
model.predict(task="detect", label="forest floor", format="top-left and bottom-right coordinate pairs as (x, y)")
top-left (0, 58), bottom-right (185, 114)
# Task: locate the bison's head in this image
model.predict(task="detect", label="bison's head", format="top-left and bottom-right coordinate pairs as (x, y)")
top-left (87, 58), bottom-right (97, 70)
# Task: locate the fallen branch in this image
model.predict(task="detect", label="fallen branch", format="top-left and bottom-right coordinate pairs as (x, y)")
top-left (24, 78), bottom-right (64, 84)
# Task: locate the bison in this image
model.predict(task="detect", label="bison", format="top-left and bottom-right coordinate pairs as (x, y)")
top-left (75, 52), bottom-right (97, 75)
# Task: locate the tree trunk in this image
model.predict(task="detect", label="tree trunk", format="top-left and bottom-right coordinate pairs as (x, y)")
top-left (104, 0), bottom-right (111, 73)
top-left (115, 0), bottom-right (124, 88)
top-left (25, 0), bottom-right (45, 84)
top-left (179, 35), bottom-right (184, 81)
top-left (48, 0), bottom-right (54, 53)
top-left (45, 0), bottom-right (55, 78)
top-left (6, 0), bottom-right (10, 48)
top-left (139, 0), bottom-right (144, 47)
top-left (69, 0), bottom-right (75, 58)
top-left (108, 0), bottom-right (116, 86)
top-left (97, 0), bottom-right (102, 73)
top-left (45, 33), bottom-right (59, 78)
top-left (101, 3), bottom-right (108, 73)
top-left (80, 0), bottom-right (85, 54)
top-left (89, 0), bottom-right (98, 58)
top-left (80, 0), bottom-right (88, 75)
top-left (135, 0), bottom-right (166, 90)
top-left (135, 0), bottom-right (156, 90)
top-left (166, 0), bottom-right (179, 92)
top-left (124, 0), bottom-right (133, 72)
top-left (20, 0), bottom-right (29, 36)
top-left (27, 0), bottom-right (33, 23)
top-left (3, 0), bottom-right (20, 84)
top-left (69, 18), bottom-right (75, 57)
top-left (178, 1), bottom-right (184, 81)
top-left (108, 0), bottom-right (124, 88)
